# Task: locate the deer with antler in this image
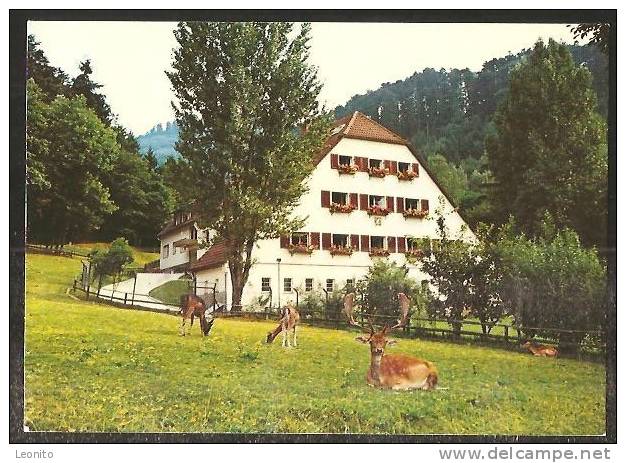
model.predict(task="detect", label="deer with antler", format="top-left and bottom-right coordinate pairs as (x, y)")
top-left (343, 292), bottom-right (438, 390)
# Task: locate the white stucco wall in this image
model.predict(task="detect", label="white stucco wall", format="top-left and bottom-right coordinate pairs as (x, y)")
top-left (159, 225), bottom-right (209, 271)
top-left (192, 136), bottom-right (476, 308)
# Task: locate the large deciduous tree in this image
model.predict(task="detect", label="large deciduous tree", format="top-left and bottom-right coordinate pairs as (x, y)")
top-left (486, 39), bottom-right (607, 249)
top-left (167, 22), bottom-right (331, 309)
top-left (27, 80), bottom-right (120, 245)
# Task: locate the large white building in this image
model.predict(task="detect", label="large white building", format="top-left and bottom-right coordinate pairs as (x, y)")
top-left (157, 112), bottom-right (474, 308)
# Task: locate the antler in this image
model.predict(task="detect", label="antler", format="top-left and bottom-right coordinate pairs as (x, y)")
top-left (384, 292), bottom-right (411, 332)
top-left (343, 293), bottom-right (376, 333)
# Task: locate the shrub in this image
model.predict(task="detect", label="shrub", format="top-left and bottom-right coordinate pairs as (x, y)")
top-left (355, 260), bottom-right (426, 326)
top-left (495, 217), bottom-right (607, 352)
top-left (89, 238), bottom-right (134, 289)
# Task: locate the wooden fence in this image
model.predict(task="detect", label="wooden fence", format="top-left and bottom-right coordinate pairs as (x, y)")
top-left (70, 282), bottom-right (606, 357)
top-left (26, 244), bottom-right (90, 258)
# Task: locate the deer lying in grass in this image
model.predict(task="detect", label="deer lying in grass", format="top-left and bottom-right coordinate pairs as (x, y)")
top-left (266, 303), bottom-right (300, 347)
top-left (522, 340), bottom-right (558, 357)
top-left (179, 294), bottom-right (215, 337)
top-left (343, 292), bottom-right (438, 390)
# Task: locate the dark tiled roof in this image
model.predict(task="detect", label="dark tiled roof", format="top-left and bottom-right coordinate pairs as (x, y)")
top-left (188, 241), bottom-right (229, 271)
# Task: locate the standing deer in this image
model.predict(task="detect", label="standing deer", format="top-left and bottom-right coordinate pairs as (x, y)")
top-left (522, 340), bottom-right (558, 357)
top-left (266, 303), bottom-right (300, 347)
top-left (343, 292), bottom-right (438, 390)
top-left (179, 294), bottom-right (215, 337)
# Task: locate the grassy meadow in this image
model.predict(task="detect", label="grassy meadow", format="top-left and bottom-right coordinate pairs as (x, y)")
top-left (24, 251), bottom-right (606, 434)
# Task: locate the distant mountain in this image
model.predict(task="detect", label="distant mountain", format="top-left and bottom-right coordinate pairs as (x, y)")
top-left (137, 121), bottom-right (179, 164)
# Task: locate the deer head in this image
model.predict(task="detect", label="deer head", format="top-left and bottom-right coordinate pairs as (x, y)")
top-left (345, 292), bottom-right (410, 357)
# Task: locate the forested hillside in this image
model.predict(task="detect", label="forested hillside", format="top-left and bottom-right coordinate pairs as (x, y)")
top-left (334, 44), bottom-right (608, 164)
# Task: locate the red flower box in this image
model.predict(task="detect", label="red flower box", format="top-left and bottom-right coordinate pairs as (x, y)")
top-left (397, 170), bottom-right (418, 181)
top-left (329, 202), bottom-right (356, 214)
top-left (337, 164), bottom-right (359, 175)
top-left (329, 245), bottom-right (353, 256)
top-left (403, 208), bottom-right (428, 219)
top-left (288, 244), bottom-right (315, 255)
top-left (404, 249), bottom-right (425, 259)
top-left (367, 205), bottom-right (391, 216)
top-left (368, 166), bottom-right (389, 178)
top-left (369, 248), bottom-right (390, 257)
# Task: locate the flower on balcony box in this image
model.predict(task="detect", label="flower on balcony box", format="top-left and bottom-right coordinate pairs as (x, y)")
top-left (368, 166), bottom-right (389, 178)
top-left (404, 248), bottom-right (425, 260)
top-left (337, 163), bottom-right (358, 175)
top-left (369, 248), bottom-right (390, 258)
top-left (329, 202), bottom-right (355, 214)
top-left (367, 205), bottom-right (391, 216)
top-left (329, 245), bottom-right (353, 256)
top-left (288, 243), bottom-right (315, 255)
top-left (403, 208), bottom-right (428, 219)
top-left (397, 170), bottom-right (418, 181)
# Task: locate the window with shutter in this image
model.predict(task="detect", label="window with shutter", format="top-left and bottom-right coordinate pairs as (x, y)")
top-left (397, 237), bottom-right (406, 253)
top-left (406, 198), bottom-right (419, 210)
top-left (322, 233), bottom-right (331, 250)
top-left (396, 197), bottom-right (405, 213)
top-left (387, 236), bottom-right (397, 253)
top-left (359, 194), bottom-right (369, 210)
top-left (358, 157), bottom-right (369, 172)
top-left (386, 196), bottom-right (395, 212)
top-left (310, 232), bottom-right (320, 249)
top-left (349, 193), bottom-right (358, 208)
top-left (321, 190), bottom-right (330, 207)
top-left (280, 235), bottom-right (289, 248)
top-left (421, 199), bottom-right (429, 212)
top-left (330, 153), bottom-right (339, 169)
top-left (332, 191), bottom-right (348, 205)
top-left (360, 235), bottom-right (370, 252)
top-left (350, 234), bottom-right (360, 250)
top-left (412, 163), bottom-right (420, 176)
top-left (390, 161), bottom-right (398, 174)
top-left (291, 232), bottom-right (308, 246)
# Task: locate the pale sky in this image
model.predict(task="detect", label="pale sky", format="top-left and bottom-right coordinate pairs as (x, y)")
top-left (28, 21), bottom-right (583, 135)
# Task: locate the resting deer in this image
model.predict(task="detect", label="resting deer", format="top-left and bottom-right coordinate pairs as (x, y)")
top-left (343, 292), bottom-right (438, 390)
top-left (266, 304), bottom-right (300, 347)
top-left (522, 340), bottom-right (558, 357)
top-left (179, 294), bottom-right (215, 337)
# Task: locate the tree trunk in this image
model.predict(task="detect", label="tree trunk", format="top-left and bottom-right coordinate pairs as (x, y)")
top-left (450, 320), bottom-right (462, 339)
top-left (558, 331), bottom-right (584, 355)
top-left (227, 239), bottom-right (255, 312)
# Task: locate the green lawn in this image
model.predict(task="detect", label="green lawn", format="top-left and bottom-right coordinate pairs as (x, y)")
top-left (63, 242), bottom-right (159, 266)
top-left (25, 252), bottom-right (606, 434)
top-left (149, 279), bottom-right (191, 305)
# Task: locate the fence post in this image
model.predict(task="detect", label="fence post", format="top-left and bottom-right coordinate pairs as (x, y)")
top-left (211, 283), bottom-right (217, 313)
top-left (86, 285), bottom-right (90, 301)
top-left (504, 325), bottom-right (509, 344)
top-left (131, 273), bottom-right (137, 306)
top-left (293, 288), bottom-right (299, 307)
top-left (320, 287), bottom-right (328, 320)
top-left (73, 279), bottom-right (77, 291)
top-left (124, 293), bottom-right (128, 305)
